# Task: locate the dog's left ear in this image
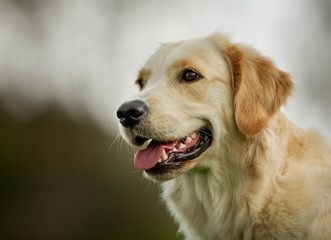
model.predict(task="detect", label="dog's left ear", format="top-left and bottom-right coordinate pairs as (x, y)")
top-left (210, 34), bottom-right (294, 137)
top-left (226, 44), bottom-right (293, 137)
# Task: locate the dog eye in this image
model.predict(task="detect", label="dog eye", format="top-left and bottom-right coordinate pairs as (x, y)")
top-left (183, 70), bottom-right (200, 82)
top-left (135, 78), bottom-right (144, 90)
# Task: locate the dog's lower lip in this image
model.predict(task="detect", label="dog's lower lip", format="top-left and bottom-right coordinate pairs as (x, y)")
top-left (145, 128), bottom-right (213, 175)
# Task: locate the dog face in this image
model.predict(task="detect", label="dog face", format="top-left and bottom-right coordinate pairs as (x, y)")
top-left (117, 34), bottom-right (293, 181)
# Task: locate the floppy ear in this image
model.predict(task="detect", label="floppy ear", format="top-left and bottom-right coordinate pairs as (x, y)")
top-left (224, 44), bottom-right (294, 137)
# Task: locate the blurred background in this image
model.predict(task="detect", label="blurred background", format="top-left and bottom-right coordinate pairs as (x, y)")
top-left (0, 0), bottom-right (330, 239)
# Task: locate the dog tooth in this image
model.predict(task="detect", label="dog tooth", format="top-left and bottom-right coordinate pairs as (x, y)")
top-left (158, 158), bottom-right (162, 163)
top-left (190, 132), bottom-right (197, 138)
top-left (185, 136), bottom-right (192, 143)
top-left (179, 143), bottom-right (186, 149)
top-left (173, 147), bottom-right (177, 152)
top-left (162, 149), bottom-right (168, 160)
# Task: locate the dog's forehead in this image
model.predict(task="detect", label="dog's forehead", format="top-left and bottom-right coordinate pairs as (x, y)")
top-left (144, 38), bottom-right (220, 71)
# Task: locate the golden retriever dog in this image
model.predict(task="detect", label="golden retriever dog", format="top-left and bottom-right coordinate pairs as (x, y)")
top-left (116, 34), bottom-right (331, 240)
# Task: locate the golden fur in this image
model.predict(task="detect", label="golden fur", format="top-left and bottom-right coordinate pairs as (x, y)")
top-left (119, 34), bottom-right (331, 239)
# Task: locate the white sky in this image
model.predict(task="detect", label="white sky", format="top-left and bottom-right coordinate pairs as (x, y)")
top-left (0, 0), bottom-right (330, 142)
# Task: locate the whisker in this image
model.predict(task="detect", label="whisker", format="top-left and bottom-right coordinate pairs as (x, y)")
top-left (145, 177), bottom-right (157, 191)
top-left (130, 169), bottom-right (141, 174)
top-left (199, 129), bottom-right (213, 138)
top-left (108, 133), bottom-right (122, 153)
top-left (127, 143), bottom-right (137, 155)
top-left (117, 136), bottom-right (127, 153)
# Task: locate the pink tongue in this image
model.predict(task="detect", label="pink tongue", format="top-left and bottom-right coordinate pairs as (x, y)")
top-left (134, 142), bottom-right (175, 170)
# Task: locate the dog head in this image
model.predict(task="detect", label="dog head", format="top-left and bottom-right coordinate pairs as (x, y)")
top-left (117, 34), bottom-right (293, 181)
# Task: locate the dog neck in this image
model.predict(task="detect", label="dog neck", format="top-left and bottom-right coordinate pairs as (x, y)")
top-left (161, 112), bottom-right (295, 239)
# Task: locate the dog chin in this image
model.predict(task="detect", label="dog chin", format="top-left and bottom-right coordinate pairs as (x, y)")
top-left (142, 159), bottom-right (198, 181)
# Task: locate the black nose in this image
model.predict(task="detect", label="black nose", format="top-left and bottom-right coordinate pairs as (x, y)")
top-left (116, 100), bottom-right (149, 127)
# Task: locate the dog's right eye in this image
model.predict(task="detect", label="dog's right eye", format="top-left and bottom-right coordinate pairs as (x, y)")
top-left (183, 69), bottom-right (200, 82)
top-left (135, 77), bottom-right (144, 90)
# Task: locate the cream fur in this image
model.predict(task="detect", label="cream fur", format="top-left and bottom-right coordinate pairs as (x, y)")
top-left (118, 34), bottom-right (331, 239)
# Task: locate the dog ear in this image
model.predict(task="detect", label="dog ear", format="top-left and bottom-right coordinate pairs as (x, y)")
top-left (224, 43), bottom-right (294, 137)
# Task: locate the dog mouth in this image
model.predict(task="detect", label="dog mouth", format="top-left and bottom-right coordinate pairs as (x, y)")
top-left (134, 128), bottom-right (212, 175)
